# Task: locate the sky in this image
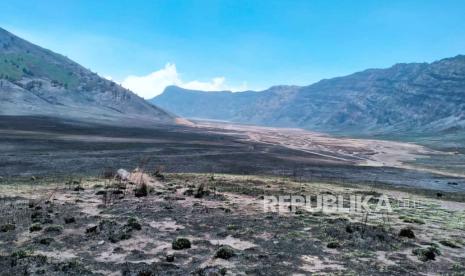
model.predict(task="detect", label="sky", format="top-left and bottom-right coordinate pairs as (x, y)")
top-left (1, 0), bottom-right (465, 98)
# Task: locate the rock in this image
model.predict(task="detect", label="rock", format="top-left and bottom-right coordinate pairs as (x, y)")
top-left (214, 245), bottom-right (236, 259)
top-left (399, 228), bottom-right (415, 239)
top-left (98, 240), bottom-right (105, 245)
top-left (172, 238), bottom-right (191, 250)
top-left (116, 169), bottom-right (130, 181)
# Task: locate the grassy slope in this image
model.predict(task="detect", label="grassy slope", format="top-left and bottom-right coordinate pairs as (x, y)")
top-left (0, 52), bottom-right (79, 88)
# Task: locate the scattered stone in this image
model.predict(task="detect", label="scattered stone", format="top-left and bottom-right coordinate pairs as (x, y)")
top-left (116, 169), bottom-right (130, 181)
top-left (98, 240), bottom-right (105, 245)
top-left (399, 228), bottom-right (415, 239)
top-left (214, 245), bottom-right (236, 259)
top-left (172, 238), bottom-right (191, 250)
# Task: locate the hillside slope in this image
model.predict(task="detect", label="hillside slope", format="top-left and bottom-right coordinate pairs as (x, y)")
top-left (152, 56), bottom-right (465, 137)
top-left (0, 28), bottom-right (174, 124)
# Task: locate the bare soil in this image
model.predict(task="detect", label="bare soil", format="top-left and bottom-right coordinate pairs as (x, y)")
top-left (0, 173), bottom-right (463, 275)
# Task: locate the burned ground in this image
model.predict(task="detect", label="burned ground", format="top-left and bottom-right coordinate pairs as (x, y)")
top-left (0, 173), bottom-right (464, 275)
top-left (1, 116), bottom-right (465, 197)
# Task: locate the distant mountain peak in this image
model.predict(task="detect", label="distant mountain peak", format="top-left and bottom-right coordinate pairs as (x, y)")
top-left (153, 54), bottom-right (465, 137)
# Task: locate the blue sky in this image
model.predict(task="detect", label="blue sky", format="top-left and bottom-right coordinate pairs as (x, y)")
top-left (1, 0), bottom-right (465, 98)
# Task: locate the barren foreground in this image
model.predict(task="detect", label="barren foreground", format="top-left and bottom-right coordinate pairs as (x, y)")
top-left (1, 173), bottom-right (464, 275)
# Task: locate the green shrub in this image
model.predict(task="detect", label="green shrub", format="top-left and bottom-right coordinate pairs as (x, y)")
top-left (172, 238), bottom-right (191, 250)
top-left (214, 245), bottom-right (236, 259)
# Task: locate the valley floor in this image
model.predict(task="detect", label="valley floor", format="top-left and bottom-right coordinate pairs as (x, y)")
top-left (0, 173), bottom-right (464, 275)
top-left (1, 116), bottom-right (465, 197)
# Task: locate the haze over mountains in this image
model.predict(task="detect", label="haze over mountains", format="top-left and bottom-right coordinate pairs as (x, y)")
top-left (0, 28), bottom-right (173, 125)
top-left (153, 56), bottom-right (465, 137)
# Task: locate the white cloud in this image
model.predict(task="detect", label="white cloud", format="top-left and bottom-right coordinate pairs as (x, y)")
top-left (120, 63), bottom-right (248, 99)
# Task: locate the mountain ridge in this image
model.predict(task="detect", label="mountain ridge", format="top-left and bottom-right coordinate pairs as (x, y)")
top-left (152, 55), bottom-right (465, 137)
top-left (0, 27), bottom-right (174, 125)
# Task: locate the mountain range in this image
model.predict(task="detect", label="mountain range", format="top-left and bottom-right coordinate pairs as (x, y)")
top-left (1, 27), bottom-right (464, 140)
top-left (0, 27), bottom-right (173, 125)
top-left (152, 56), bottom-right (465, 138)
